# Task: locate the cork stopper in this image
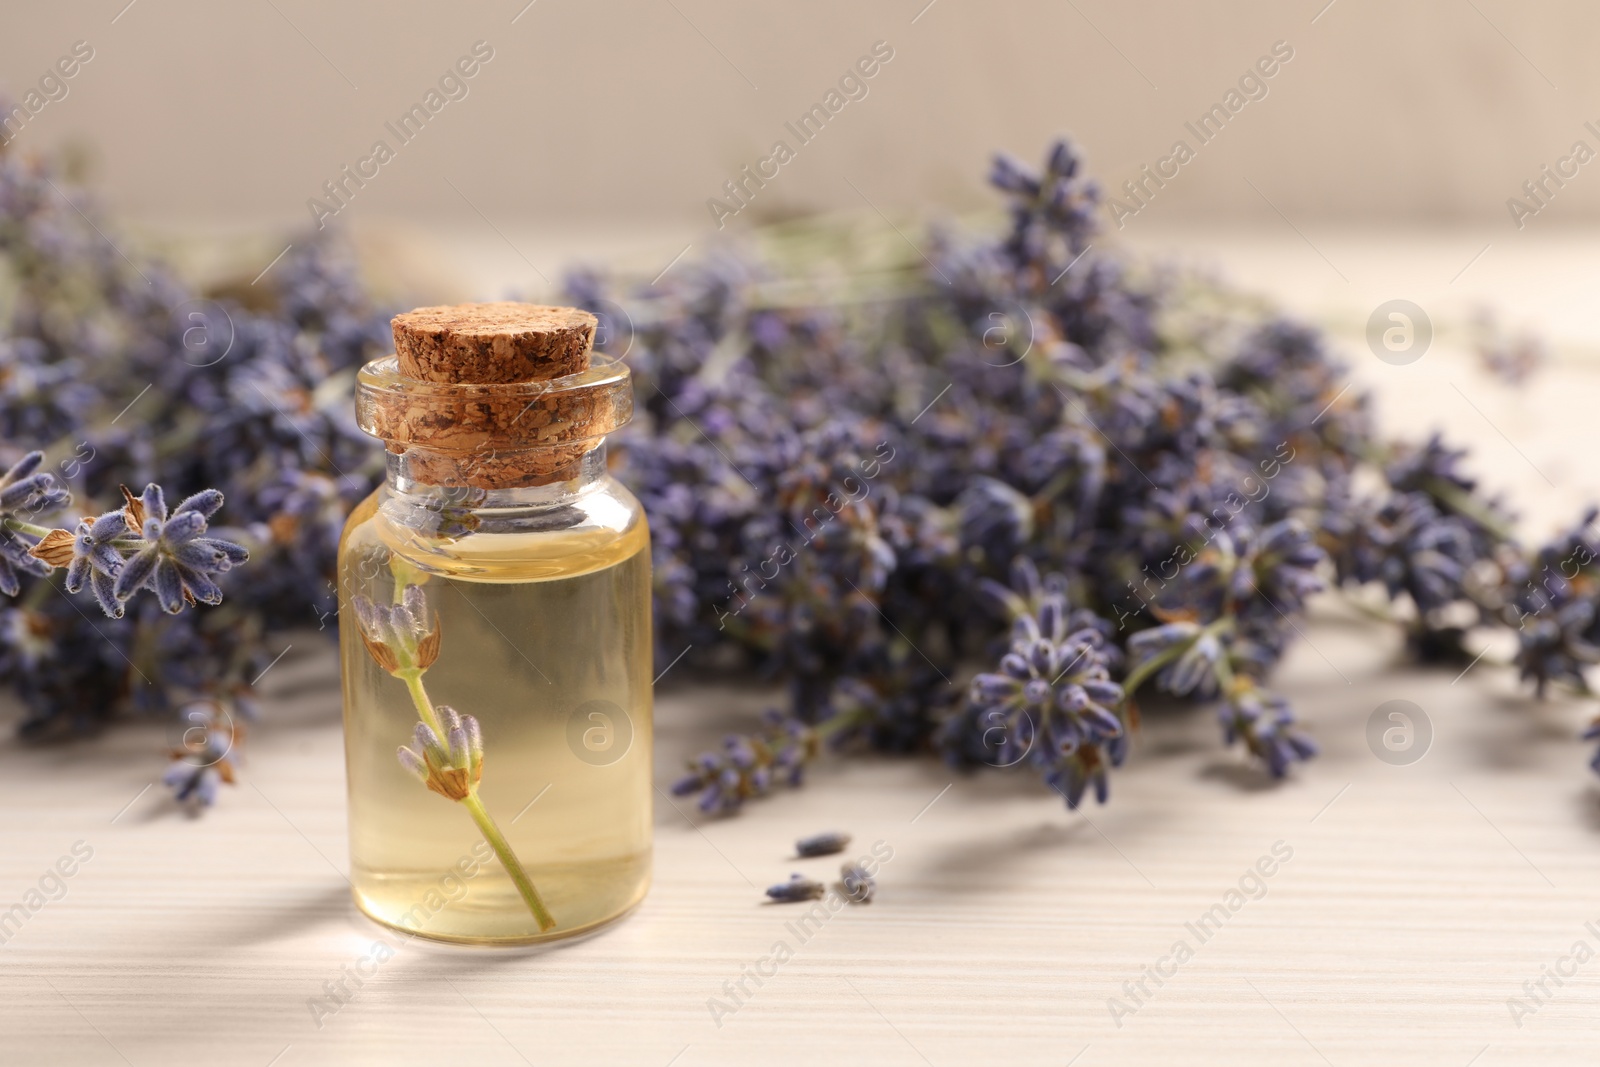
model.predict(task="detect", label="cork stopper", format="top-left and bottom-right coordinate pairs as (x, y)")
top-left (358, 303), bottom-right (629, 490)
top-left (392, 302), bottom-right (598, 384)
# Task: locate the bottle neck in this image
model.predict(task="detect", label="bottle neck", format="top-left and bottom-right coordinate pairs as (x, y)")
top-left (378, 440), bottom-right (611, 537)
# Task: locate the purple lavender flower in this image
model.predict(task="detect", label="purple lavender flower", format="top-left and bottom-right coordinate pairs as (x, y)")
top-left (957, 477), bottom-right (1035, 566)
top-left (796, 831), bottom-right (851, 857)
top-left (765, 873), bottom-right (826, 903)
top-left (1046, 738), bottom-right (1119, 811)
top-left (350, 586), bottom-right (440, 674)
top-left (1515, 595), bottom-right (1598, 698)
top-left (1128, 621), bottom-right (1213, 696)
top-left (1341, 493), bottom-right (1477, 616)
top-left (164, 760), bottom-right (224, 811)
top-left (825, 658), bottom-right (956, 754)
top-left (398, 704), bottom-right (483, 801)
top-left (61, 510), bottom-right (129, 617)
top-left (1386, 434), bottom-right (1478, 498)
top-left (670, 708), bottom-right (819, 815)
top-left (113, 485), bottom-right (249, 613)
top-left (839, 862), bottom-right (875, 903)
top-left (953, 590), bottom-right (1127, 808)
top-left (1220, 682), bottom-right (1317, 777)
top-left (1495, 510), bottom-right (1600, 697)
top-left (161, 700), bottom-right (239, 812)
top-left (0, 452), bottom-right (69, 595)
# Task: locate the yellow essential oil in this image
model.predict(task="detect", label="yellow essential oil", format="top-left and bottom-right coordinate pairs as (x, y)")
top-left (338, 304), bottom-right (651, 944)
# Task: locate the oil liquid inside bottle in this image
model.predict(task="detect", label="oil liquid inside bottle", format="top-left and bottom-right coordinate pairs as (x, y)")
top-left (339, 490), bottom-right (653, 944)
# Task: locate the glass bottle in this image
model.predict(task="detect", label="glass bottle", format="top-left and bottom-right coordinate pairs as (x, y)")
top-left (338, 304), bottom-right (651, 944)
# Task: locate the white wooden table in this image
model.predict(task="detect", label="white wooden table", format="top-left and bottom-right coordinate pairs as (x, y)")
top-left (6, 230), bottom-right (1600, 1065)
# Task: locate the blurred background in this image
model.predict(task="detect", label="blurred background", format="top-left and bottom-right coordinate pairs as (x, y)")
top-left (3, 0), bottom-right (1592, 228)
top-left (4, 0), bottom-right (1597, 518)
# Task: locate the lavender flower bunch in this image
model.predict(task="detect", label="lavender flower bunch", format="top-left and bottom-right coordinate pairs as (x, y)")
top-left (0, 123), bottom-right (391, 810)
top-left (15, 121), bottom-right (1600, 826)
top-left (0, 454), bottom-right (251, 805)
top-left (607, 140), bottom-right (1352, 813)
top-left (0, 456), bottom-right (247, 622)
top-left (28, 482), bottom-right (249, 617)
top-left (590, 137), bottom-right (1599, 818)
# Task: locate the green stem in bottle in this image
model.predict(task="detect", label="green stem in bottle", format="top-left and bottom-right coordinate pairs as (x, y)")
top-left (461, 793), bottom-right (556, 932)
top-left (396, 665), bottom-right (556, 932)
top-left (399, 668), bottom-right (443, 735)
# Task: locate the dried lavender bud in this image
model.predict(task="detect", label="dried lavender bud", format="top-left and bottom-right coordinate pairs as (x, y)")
top-left (838, 862), bottom-right (875, 904)
top-left (463, 714), bottom-right (484, 778)
top-left (164, 762), bottom-right (223, 811)
top-left (765, 873), bottom-right (826, 904)
top-left (397, 745), bottom-right (429, 783)
top-left (160, 701), bottom-right (238, 811)
top-left (795, 832), bottom-right (851, 858)
top-left (413, 721), bottom-right (446, 764)
top-left (351, 589), bottom-right (442, 674)
top-left (397, 704), bottom-right (483, 802)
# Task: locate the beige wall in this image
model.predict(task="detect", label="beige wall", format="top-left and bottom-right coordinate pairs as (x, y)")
top-left (3, 0), bottom-right (1596, 232)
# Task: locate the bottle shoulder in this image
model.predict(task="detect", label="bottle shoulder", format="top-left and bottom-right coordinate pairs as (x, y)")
top-left (340, 477), bottom-right (648, 584)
